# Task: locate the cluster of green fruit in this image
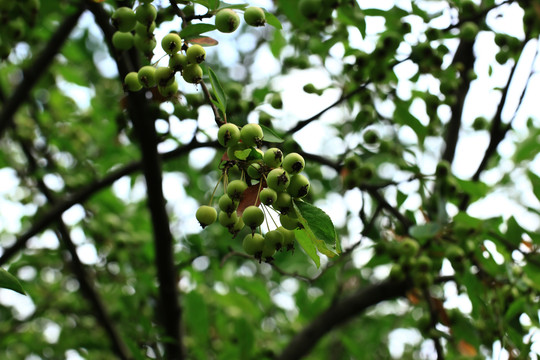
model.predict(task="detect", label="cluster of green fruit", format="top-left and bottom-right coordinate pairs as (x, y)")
top-left (196, 123), bottom-right (311, 261)
top-left (384, 238), bottom-right (435, 287)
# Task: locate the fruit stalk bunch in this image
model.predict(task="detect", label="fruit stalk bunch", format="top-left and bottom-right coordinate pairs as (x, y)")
top-left (196, 122), bottom-right (311, 261)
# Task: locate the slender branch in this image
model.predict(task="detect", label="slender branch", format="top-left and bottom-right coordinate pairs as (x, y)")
top-left (366, 189), bottom-right (412, 230)
top-left (422, 288), bottom-right (445, 360)
top-left (0, 4), bottom-right (85, 140)
top-left (200, 80), bottom-right (224, 126)
top-left (276, 279), bottom-right (410, 360)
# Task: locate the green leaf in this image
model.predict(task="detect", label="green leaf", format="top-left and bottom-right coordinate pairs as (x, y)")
top-left (211, 99), bottom-right (225, 114)
top-left (527, 170), bottom-right (540, 201)
top-left (208, 0), bottom-right (220, 10)
top-left (294, 229), bottom-right (320, 268)
top-left (192, 0), bottom-right (210, 8)
top-left (294, 201), bottom-right (337, 248)
top-left (394, 100), bottom-right (427, 147)
top-left (269, 28), bottom-right (286, 58)
top-left (506, 216), bottom-right (523, 247)
top-left (409, 223), bottom-right (440, 243)
top-left (180, 24), bottom-right (217, 39)
top-left (184, 291), bottom-right (209, 346)
top-left (264, 11), bottom-right (282, 29)
top-left (260, 125), bottom-right (284, 143)
top-left (0, 268), bottom-right (25, 295)
top-left (208, 66), bottom-right (227, 112)
top-left (234, 148), bottom-right (252, 160)
top-left (218, 3), bottom-right (248, 10)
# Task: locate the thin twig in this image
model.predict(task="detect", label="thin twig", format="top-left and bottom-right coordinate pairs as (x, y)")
top-left (200, 80), bottom-right (224, 126)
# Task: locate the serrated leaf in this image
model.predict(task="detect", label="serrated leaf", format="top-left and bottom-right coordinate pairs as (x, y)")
top-left (234, 148), bottom-right (252, 160)
top-left (208, 66), bottom-right (227, 112)
top-left (0, 268), bottom-right (26, 295)
top-left (180, 24), bottom-right (217, 39)
top-left (260, 124), bottom-right (284, 143)
top-left (294, 229), bottom-right (320, 268)
top-left (293, 201), bottom-right (338, 258)
top-left (246, 148), bottom-right (263, 161)
top-left (264, 11), bottom-right (282, 29)
top-left (294, 201), bottom-right (337, 248)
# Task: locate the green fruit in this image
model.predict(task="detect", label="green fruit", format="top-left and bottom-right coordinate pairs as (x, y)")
top-left (218, 123), bottom-right (240, 147)
top-left (196, 205), bottom-right (217, 228)
top-left (247, 162), bottom-right (262, 179)
top-left (124, 72), bottom-right (142, 92)
top-left (270, 93), bottom-right (282, 109)
top-left (303, 83), bottom-right (318, 94)
top-left (280, 214), bottom-right (299, 230)
top-left (112, 31), bottom-right (134, 50)
top-left (266, 168), bottom-right (290, 192)
top-left (229, 217), bottom-right (245, 235)
top-left (244, 6), bottom-right (265, 27)
top-left (135, 3), bottom-right (157, 25)
top-left (134, 34), bottom-right (157, 55)
top-left (137, 65), bottom-right (156, 88)
top-left (242, 233), bottom-right (265, 256)
top-left (219, 210), bottom-right (238, 227)
top-left (363, 129), bottom-right (379, 144)
top-left (155, 67), bottom-right (175, 87)
top-left (344, 156), bottom-right (361, 170)
top-left (263, 148), bottom-right (283, 168)
top-left (112, 7), bottom-right (137, 32)
top-left (261, 241), bottom-right (276, 259)
top-left (276, 226), bottom-right (295, 250)
top-left (416, 255), bottom-right (432, 272)
top-left (158, 80), bottom-right (178, 97)
top-left (287, 174), bottom-right (310, 198)
top-left (218, 194), bottom-right (237, 214)
top-left (182, 63), bottom-right (203, 84)
top-left (161, 33), bottom-right (182, 55)
top-left (274, 192), bottom-right (293, 214)
top-left (168, 53), bottom-right (188, 72)
top-left (460, 21), bottom-right (478, 41)
top-left (265, 229), bottom-right (284, 250)
top-left (135, 21), bottom-right (156, 36)
top-left (400, 238), bottom-right (419, 258)
top-left (282, 153), bottom-right (304, 175)
top-left (242, 205), bottom-right (265, 229)
top-left (299, 0), bottom-right (321, 19)
top-left (215, 8), bottom-right (240, 33)
top-left (259, 188), bottom-right (277, 206)
top-left (240, 123), bottom-right (264, 147)
top-left (183, 5), bottom-right (195, 17)
top-left (227, 180), bottom-right (248, 201)
top-left (186, 44), bottom-right (206, 63)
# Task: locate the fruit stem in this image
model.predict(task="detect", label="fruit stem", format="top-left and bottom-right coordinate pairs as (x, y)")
top-left (254, 180), bottom-right (263, 206)
top-left (208, 173), bottom-right (224, 205)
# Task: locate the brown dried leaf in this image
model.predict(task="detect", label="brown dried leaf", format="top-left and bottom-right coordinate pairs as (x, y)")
top-left (458, 339), bottom-right (477, 356)
top-left (236, 184), bottom-right (262, 217)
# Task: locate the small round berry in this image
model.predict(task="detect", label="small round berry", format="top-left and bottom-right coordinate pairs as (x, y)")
top-left (215, 8), bottom-right (240, 33)
top-left (218, 194), bottom-right (237, 214)
top-left (124, 72), bottom-right (142, 92)
top-left (186, 44), bottom-right (206, 64)
top-left (135, 3), bottom-right (157, 25)
top-left (158, 80), bottom-right (178, 98)
top-left (266, 168), bottom-right (290, 192)
top-left (112, 31), bottom-right (134, 51)
top-left (161, 33), bottom-right (182, 55)
top-left (280, 213), bottom-right (300, 230)
top-left (244, 6), bottom-right (266, 27)
top-left (263, 148), bottom-right (283, 168)
top-left (196, 205), bottom-right (217, 228)
top-left (270, 93), bottom-right (282, 109)
top-left (247, 162), bottom-right (262, 180)
top-left (276, 226), bottom-right (295, 250)
top-left (137, 65), bottom-right (157, 88)
top-left (135, 21), bottom-right (156, 36)
top-left (363, 129), bottom-right (379, 145)
top-left (155, 66), bottom-right (175, 87)
top-left (134, 34), bottom-right (157, 56)
top-left (217, 123), bottom-right (240, 147)
top-left (259, 188), bottom-right (277, 206)
top-left (240, 123), bottom-right (264, 147)
top-left (242, 233), bottom-right (265, 256)
top-left (282, 152), bottom-right (305, 175)
top-left (112, 7), bottom-right (137, 32)
top-left (227, 180), bottom-right (248, 201)
top-left (229, 217), bottom-right (245, 235)
top-left (168, 53), bottom-right (188, 72)
top-left (287, 174), bottom-right (310, 198)
top-left (265, 230), bottom-right (284, 252)
top-left (299, 0), bottom-right (321, 19)
top-left (219, 210), bottom-right (238, 227)
top-left (182, 63), bottom-right (203, 84)
top-left (242, 205), bottom-right (265, 229)
top-left (274, 192), bottom-right (293, 214)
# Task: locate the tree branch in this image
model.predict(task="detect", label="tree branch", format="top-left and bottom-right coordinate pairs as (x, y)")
top-left (0, 4), bottom-right (85, 140)
top-left (276, 279), bottom-right (410, 360)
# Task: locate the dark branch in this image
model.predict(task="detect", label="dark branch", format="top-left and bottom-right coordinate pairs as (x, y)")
top-left (200, 80), bottom-right (224, 126)
top-left (0, 5), bottom-right (85, 140)
top-left (276, 280), bottom-right (410, 360)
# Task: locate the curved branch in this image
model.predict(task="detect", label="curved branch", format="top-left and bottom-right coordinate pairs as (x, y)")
top-left (276, 279), bottom-right (410, 360)
top-left (0, 5), bottom-right (85, 140)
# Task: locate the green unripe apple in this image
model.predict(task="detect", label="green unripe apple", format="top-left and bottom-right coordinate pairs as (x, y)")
top-left (266, 168), bottom-right (290, 192)
top-left (287, 174), bottom-right (310, 198)
top-left (217, 123), bottom-right (240, 147)
top-left (158, 81), bottom-right (178, 97)
top-left (363, 129), bottom-right (379, 145)
top-left (112, 7), bottom-right (137, 32)
top-left (400, 238), bottom-right (420, 258)
top-left (274, 192), bottom-right (293, 214)
top-left (186, 44), bottom-right (206, 64)
top-left (112, 31), bottom-right (134, 50)
top-left (219, 210), bottom-right (238, 227)
top-left (259, 188), bottom-right (277, 206)
top-left (270, 93), bottom-right (282, 109)
top-left (247, 162), bottom-right (262, 179)
top-left (182, 63), bottom-right (203, 84)
top-left (161, 33), bottom-right (182, 55)
top-left (264, 230), bottom-right (283, 255)
top-left (244, 6), bottom-right (266, 27)
top-left (215, 8), bottom-right (240, 33)
top-left (183, 5), bottom-right (195, 17)
top-left (242, 205), bottom-right (265, 229)
top-left (227, 180), bottom-right (248, 201)
top-left (124, 72), bottom-right (142, 92)
top-left (137, 65), bottom-right (157, 88)
top-left (155, 66), bottom-right (175, 87)
top-left (276, 226), bottom-right (295, 250)
top-left (196, 205), bottom-right (217, 228)
top-left (135, 3), bottom-right (157, 25)
top-left (134, 34), bottom-right (157, 56)
top-left (168, 53), bottom-right (188, 72)
top-left (229, 217), bottom-right (245, 235)
top-left (282, 152), bottom-right (305, 174)
top-left (240, 123), bottom-right (264, 147)
top-left (263, 148), bottom-right (283, 168)
top-left (460, 21), bottom-right (479, 42)
top-left (218, 194), bottom-right (237, 214)
top-left (280, 214), bottom-right (300, 230)
top-left (135, 21), bottom-right (156, 37)
top-left (299, 0), bottom-right (321, 19)
top-left (242, 233), bottom-right (265, 256)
